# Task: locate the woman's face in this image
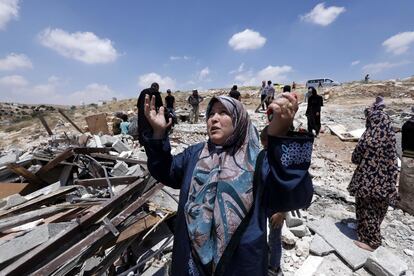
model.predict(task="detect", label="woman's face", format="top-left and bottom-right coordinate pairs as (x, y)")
top-left (207, 101), bottom-right (234, 145)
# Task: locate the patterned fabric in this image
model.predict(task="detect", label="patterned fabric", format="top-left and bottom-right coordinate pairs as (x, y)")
top-left (281, 142), bottom-right (312, 167)
top-left (355, 196), bottom-right (388, 248)
top-left (184, 96), bottom-right (260, 271)
top-left (347, 105), bottom-right (399, 204)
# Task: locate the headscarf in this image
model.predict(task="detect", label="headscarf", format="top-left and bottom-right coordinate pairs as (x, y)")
top-left (184, 96), bottom-right (260, 271)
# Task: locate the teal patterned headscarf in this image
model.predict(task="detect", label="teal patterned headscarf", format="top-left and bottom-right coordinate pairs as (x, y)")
top-left (184, 96), bottom-right (260, 272)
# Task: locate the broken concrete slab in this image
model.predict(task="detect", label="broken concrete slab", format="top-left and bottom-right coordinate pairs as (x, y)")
top-left (0, 194), bottom-right (27, 210)
top-left (285, 211), bottom-right (303, 228)
top-left (0, 222), bottom-right (74, 264)
top-left (365, 246), bottom-right (408, 276)
top-left (126, 164), bottom-right (145, 177)
top-left (112, 140), bottom-right (131, 153)
top-left (289, 225), bottom-right (310, 238)
top-left (111, 161), bottom-right (129, 177)
top-left (99, 135), bottom-right (117, 147)
top-left (0, 152), bottom-right (19, 166)
top-left (295, 239), bottom-right (310, 258)
top-left (294, 255), bottom-right (323, 276)
top-left (308, 217), bottom-right (370, 270)
top-left (310, 234), bottom-right (334, 256)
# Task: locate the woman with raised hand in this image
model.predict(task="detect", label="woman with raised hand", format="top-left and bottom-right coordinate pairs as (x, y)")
top-left (142, 93), bottom-right (314, 276)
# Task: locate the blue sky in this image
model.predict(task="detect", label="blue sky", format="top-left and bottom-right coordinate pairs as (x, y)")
top-left (0, 0), bottom-right (413, 105)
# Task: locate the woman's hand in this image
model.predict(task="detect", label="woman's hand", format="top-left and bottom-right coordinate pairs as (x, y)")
top-left (267, 92), bottom-right (298, 136)
top-left (144, 94), bottom-right (172, 139)
top-left (270, 212), bottom-right (285, 229)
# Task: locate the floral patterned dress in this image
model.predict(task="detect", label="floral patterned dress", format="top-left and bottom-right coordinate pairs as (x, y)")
top-left (347, 105), bottom-right (398, 248)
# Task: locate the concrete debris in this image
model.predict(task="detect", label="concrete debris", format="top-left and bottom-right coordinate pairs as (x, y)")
top-left (281, 223), bottom-right (298, 246)
top-left (285, 211), bottom-right (304, 228)
top-left (111, 161), bottom-right (129, 176)
top-left (365, 246), bottom-right (408, 276)
top-left (308, 217), bottom-right (370, 270)
top-left (112, 140), bottom-right (131, 153)
top-left (309, 234), bottom-right (334, 256)
top-left (294, 255), bottom-right (323, 276)
top-left (289, 224), bottom-right (311, 238)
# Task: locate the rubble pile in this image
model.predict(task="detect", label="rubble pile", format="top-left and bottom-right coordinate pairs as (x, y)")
top-left (0, 130), bottom-right (177, 275)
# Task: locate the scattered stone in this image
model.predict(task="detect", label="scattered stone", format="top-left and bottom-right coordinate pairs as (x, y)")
top-left (290, 225), bottom-right (310, 238)
top-left (285, 211), bottom-right (304, 228)
top-left (295, 239), bottom-right (310, 257)
top-left (282, 224), bottom-right (298, 246)
top-left (112, 140), bottom-right (131, 153)
top-left (0, 194), bottom-right (27, 210)
top-left (308, 217), bottom-right (370, 270)
top-left (294, 255), bottom-right (323, 276)
top-left (126, 164), bottom-right (145, 177)
top-left (404, 249), bottom-right (414, 257)
top-left (365, 246), bottom-right (408, 276)
top-left (99, 135), bottom-right (117, 146)
top-left (111, 161), bottom-right (129, 176)
top-left (0, 152), bottom-right (19, 166)
top-left (310, 234), bottom-right (334, 256)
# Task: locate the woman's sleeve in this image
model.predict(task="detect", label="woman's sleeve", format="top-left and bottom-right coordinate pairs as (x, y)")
top-left (143, 136), bottom-right (190, 189)
top-left (264, 132), bottom-right (314, 212)
top-left (351, 137), bottom-right (366, 164)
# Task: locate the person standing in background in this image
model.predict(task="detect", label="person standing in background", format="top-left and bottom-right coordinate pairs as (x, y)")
top-left (188, 89), bottom-right (203, 124)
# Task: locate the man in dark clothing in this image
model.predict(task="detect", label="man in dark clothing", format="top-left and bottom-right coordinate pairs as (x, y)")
top-left (136, 82), bottom-right (163, 144)
top-left (306, 87), bottom-right (323, 136)
top-left (402, 107), bottom-right (414, 153)
top-left (188, 89), bottom-right (203, 124)
top-left (165, 89), bottom-right (177, 125)
top-left (229, 85), bottom-right (241, 101)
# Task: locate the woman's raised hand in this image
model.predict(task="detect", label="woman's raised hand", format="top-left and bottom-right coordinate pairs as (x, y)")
top-left (267, 92), bottom-right (298, 136)
top-left (144, 94), bottom-right (172, 139)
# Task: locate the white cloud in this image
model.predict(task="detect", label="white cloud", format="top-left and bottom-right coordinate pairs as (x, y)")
top-left (138, 72), bottom-right (176, 90)
top-left (68, 83), bottom-right (118, 104)
top-left (0, 53), bottom-right (32, 71)
top-left (198, 67), bottom-right (210, 81)
top-left (0, 0), bottom-right (19, 30)
top-left (300, 3), bottom-right (345, 26)
top-left (229, 63), bottom-right (245, 74)
top-left (0, 74), bottom-right (28, 87)
top-left (234, 65), bottom-right (293, 86)
top-left (383, 31), bottom-right (414, 55)
top-left (228, 29), bottom-right (266, 51)
top-left (38, 28), bottom-right (118, 64)
top-left (170, 55), bottom-right (191, 61)
top-left (351, 60), bottom-right (360, 66)
top-left (362, 61), bottom-right (408, 74)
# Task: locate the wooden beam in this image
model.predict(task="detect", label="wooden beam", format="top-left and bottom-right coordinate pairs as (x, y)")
top-left (0, 186), bottom-right (77, 218)
top-left (57, 108), bottom-right (84, 134)
top-left (74, 176), bottom-right (139, 188)
top-left (36, 148), bottom-right (74, 177)
top-left (91, 153), bottom-right (147, 165)
top-left (2, 179), bottom-right (157, 275)
top-left (37, 113), bottom-right (53, 136)
top-left (72, 147), bottom-right (111, 155)
top-left (116, 213), bottom-right (160, 243)
top-left (6, 164), bottom-right (44, 189)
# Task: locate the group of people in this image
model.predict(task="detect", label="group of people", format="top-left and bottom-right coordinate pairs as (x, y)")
top-left (132, 80), bottom-right (409, 275)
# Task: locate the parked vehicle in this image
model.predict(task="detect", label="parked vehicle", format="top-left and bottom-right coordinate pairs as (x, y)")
top-left (305, 78), bottom-right (340, 89)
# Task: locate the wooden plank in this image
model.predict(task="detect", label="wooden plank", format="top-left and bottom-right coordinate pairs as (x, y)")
top-left (0, 183), bottom-right (29, 198)
top-left (1, 179), bottom-right (156, 275)
top-left (58, 108), bottom-right (84, 134)
top-left (0, 186), bottom-right (77, 218)
top-left (6, 163), bottom-right (44, 188)
top-left (37, 113), bottom-right (53, 136)
top-left (116, 213), bottom-right (160, 243)
top-left (74, 176), bottom-right (139, 188)
top-left (36, 148), bottom-right (74, 177)
top-left (73, 147), bottom-right (111, 155)
top-left (91, 153), bottom-right (147, 165)
top-left (40, 186), bottom-right (162, 276)
top-left (85, 113), bottom-right (110, 135)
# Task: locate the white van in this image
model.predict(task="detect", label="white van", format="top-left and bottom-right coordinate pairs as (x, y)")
top-left (305, 78), bottom-right (340, 89)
